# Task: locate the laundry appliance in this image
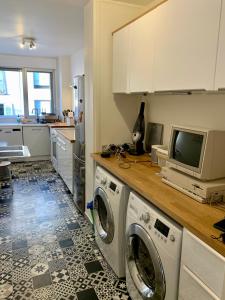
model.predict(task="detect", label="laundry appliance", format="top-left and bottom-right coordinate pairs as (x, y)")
top-left (93, 166), bottom-right (129, 277)
top-left (126, 191), bottom-right (182, 300)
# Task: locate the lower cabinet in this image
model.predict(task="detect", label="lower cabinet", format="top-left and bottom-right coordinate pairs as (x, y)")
top-left (56, 134), bottom-right (73, 193)
top-left (23, 126), bottom-right (50, 157)
top-left (179, 229), bottom-right (225, 300)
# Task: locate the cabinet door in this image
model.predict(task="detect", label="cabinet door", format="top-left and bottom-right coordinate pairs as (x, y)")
top-left (129, 11), bottom-right (155, 93)
top-left (215, 0), bottom-right (225, 89)
top-left (179, 265), bottom-right (219, 300)
top-left (154, 0), bottom-right (221, 91)
top-left (112, 26), bottom-right (130, 93)
top-left (23, 127), bottom-right (50, 156)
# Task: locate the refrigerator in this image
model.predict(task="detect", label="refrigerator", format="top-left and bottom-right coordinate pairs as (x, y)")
top-left (73, 75), bottom-right (85, 213)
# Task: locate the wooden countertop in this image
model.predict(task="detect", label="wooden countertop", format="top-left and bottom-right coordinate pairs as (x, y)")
top-left (92, 153), bottom-right (225, 257)
top-left (56, 128), bottom-right (75, 143)
top-left (48, 122), bottom-right (74, 128)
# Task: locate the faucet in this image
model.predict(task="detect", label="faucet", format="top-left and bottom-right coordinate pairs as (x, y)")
top-left (32, 108), bottom-right (39, 123)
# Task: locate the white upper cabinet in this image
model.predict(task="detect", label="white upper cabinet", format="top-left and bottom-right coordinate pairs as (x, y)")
top-left (215, 0), bottom-right (225, 90)
top-left (112, 26), bottom-right (130, 93)
top-left (153, 0), bottom-right (221, 91)
top-left (129, 11), bottom-right (156, 93)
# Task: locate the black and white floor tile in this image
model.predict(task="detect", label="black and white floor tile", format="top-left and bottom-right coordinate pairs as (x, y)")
top-left (0, 161), bottom-right (131, 299)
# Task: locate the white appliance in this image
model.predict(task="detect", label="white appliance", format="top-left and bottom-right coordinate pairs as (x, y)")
top-left (161, 166), bottom-right (225, 203)
top-left (0, 126), bottom-right (23, 145)
top-left (126, 192), bottom-right (182, 300)
top-left (73, 75), bottom-right (85, 214)
top-left (93, 166), bottom-right (129, 278)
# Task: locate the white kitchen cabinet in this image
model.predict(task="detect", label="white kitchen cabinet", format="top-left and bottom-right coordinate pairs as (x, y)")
top-left (215, 0), bottom-right (225, 90)
top-left (0, 127), bottom-right (23, 145)
top-left (23, 126), bottom-right (50, 157)
top-left (56, 134), bottom-right (73, 193)
top-left (179, 229), bottom-right (225, 300)
top-left (112, 26), bottom-right (130, 93)
top-left (129, 11), bottom-right (155, 93)
top-left (153, 0), bottom-right (221, 91)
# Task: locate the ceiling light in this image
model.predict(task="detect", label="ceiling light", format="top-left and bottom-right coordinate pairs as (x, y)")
top-left (20, 37), bottom-right (37, 50)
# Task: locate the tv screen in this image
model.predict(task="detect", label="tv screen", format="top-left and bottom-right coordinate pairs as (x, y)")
top-left (172, 130), bottom-right (204, 168)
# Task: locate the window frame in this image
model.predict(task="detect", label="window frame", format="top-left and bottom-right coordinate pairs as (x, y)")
top-left (0, 67), bottom-right (56, 118)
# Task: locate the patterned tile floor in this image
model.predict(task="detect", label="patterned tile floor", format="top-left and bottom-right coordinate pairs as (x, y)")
top-left (0, 161), bottom-right (130, 300)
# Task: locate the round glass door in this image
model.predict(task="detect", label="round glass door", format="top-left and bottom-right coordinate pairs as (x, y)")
top-left (126, 224), bottom-right (166, 300)
top-left (93, 187), bottom-right (114, 243)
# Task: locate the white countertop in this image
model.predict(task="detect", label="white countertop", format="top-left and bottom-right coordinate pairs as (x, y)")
top-left (0, 123), bottom-right (48, 127)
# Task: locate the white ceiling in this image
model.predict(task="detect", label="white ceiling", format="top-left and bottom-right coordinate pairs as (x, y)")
top-left (0, 0), bottom-right (88, 57)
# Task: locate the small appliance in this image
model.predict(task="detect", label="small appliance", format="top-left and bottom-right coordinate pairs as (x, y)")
top-left (129, 102), bottom-right (145, 156)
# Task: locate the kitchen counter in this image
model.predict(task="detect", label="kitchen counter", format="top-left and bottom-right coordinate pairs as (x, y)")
top-left (0, 122), bottom-right (74, 128)
top-left (48, 122), bottom-right (74, 128)
top-left (92, 153), bottom-right (225, 257)
top-left (56, 128), bottom-right (75, 143)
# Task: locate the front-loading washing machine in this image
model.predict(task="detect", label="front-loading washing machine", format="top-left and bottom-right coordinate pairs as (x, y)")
top-left (93, 166), bottom-right (129, 278)
top-left (126, 191), bottom-right (182, 300)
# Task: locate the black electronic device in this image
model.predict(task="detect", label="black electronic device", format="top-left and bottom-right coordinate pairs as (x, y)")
top-left (129, 102), bottom-right (145, 156)
top-left (145, 122), bottom-right (164, 152)
top-left (213, 218), bottom-right (225, 233)
top-left (101, 151), bottom-right (111, 158)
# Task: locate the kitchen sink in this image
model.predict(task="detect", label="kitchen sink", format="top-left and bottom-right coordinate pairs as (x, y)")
top-left (0, 146), bottom-right (23, 151)
top-left (0, 145), bottom-right (30, 159)
top-left (0, 151), bottom-right (24, 157)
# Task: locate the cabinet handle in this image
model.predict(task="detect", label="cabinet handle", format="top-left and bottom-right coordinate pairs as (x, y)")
top-left (31, 128), bottom-right (43, 131)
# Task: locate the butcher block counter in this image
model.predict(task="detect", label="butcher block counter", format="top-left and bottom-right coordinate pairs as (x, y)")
top-left (92, 153), bottom-right (225, 257)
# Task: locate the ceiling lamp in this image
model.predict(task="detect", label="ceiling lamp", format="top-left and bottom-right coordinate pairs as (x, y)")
top-left (20, 37), bottom-right (37, 50)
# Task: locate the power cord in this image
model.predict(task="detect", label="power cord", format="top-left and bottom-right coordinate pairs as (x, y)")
top-left (211, 233), bottom-right (225, 243)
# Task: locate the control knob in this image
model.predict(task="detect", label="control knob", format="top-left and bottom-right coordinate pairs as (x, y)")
top-left (101, 178), bottom-right (107, 185)
top-left (170, 235), bottom-right (175, 242)
top-left (142, 212), bottom-right (150, 224)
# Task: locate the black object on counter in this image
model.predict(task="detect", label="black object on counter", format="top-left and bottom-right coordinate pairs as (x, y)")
top-left (213, 218), bottom-right (225, 232)
top-left (101, 151), bottom-right (111, 158)
top-left (129, 102), bottom-right (145, 156)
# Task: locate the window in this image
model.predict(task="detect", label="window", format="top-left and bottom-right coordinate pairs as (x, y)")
top-left (27, 71), bottom-right (53, 115)
top-left (0, 71), bottom-right (7, 95)
top-left (0, 69), bottom-right (24, 116)
top-left (33, 72), bottom-right (50, 89)
top-left (0, 68), bottom-right (54, 117)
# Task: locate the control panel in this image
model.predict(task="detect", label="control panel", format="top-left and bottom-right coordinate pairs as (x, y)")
top-left (95, 167), bottom-right (121, 196)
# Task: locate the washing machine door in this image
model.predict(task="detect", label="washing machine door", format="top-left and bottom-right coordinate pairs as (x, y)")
top-left (126, 223), bottom-right (166, 300)
top-left (93, 187), bottom-right (114, 244)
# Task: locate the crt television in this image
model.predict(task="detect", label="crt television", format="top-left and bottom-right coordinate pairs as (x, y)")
top-left (167, 125), bottom-right (225, 181)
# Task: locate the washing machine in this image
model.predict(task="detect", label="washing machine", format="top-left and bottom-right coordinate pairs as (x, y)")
top-left (126, 191), bottom-right (182, 300)
top-left (93, 166), bottom-right (130, 278)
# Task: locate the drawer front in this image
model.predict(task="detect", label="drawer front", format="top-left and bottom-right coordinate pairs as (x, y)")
top-left (179, 265), bottom-right (219, 300)
top-left (182, 229), bottom-right (225, 297)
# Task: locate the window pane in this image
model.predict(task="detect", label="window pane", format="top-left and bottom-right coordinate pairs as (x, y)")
top-left (0, 70), bottom-right (24, 116)
top-left (27, 71), bottom-right (53, 115)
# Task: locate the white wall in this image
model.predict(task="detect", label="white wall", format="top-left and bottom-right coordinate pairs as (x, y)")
top-left (84, 0), bottom-right (143, 219)
top-left (148, 92), bottom-right (225, 145)
top-left (71, 50), bottom-right (84, 78)
top-left (57, 56), bottom-right (73, 115)
top-left (0, 54), bottom-right (57, 69)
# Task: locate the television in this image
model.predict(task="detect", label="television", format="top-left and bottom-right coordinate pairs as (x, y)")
top-left (167, 125), bottom-right (225, 181)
